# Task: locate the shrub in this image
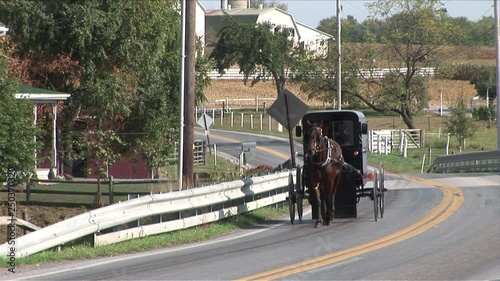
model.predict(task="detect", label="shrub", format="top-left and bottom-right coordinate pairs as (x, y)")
top-left (472, 106), bottom-right (496, 121)
top-left (436, 63), bottom-right (479, 80)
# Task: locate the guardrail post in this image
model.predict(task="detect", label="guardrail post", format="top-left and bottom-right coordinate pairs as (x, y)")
top-left (231, 112), bottom-right (234, 127)
top-left (240, 113), bottom-right (244, 127)
top-left (108, 176), bottom-right (114, 205)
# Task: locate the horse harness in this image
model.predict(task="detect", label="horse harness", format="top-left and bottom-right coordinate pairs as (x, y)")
top-left (311, 135), bottom-right (344, 168)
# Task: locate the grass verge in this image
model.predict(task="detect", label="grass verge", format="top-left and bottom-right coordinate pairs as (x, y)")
top-left (0, 206), bottom-right (288, 267)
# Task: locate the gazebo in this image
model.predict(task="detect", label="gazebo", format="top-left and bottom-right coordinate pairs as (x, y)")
top-left (16, 85), bottom-right (71, 179)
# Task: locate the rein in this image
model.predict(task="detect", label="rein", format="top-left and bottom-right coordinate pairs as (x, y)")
top-left (312, 136), bottom-right (343, 167)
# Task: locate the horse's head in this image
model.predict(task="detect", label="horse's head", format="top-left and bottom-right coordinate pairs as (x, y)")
top-left (307, 125), bottom-right (324, 157)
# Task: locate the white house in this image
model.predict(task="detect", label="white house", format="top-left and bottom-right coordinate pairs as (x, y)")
top-left (195, 1), bottom-right (206, 54)
top-left (201, 3), bottom-right (333, 56)
top-left (295, 21), bottom-right (334, 57)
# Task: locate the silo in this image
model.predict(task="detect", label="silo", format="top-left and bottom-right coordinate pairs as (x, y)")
top-left (227, 0), bottom-right (249, 9)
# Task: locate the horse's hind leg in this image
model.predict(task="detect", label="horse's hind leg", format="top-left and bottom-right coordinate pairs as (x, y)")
top-left (323, 189), bottom-right (333, 226)
top-left (330, 172), bottom-right (342, 223)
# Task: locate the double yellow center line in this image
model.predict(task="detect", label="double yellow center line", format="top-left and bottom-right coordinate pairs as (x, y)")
top-left (195, 131), bottom-right (290, 160)
top-left (197, 130), bottom-right (463, 280)
top-left (236, 175), bottom-right (463, 280)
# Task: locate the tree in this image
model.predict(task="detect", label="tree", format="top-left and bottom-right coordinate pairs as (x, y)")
top-left (469, 65), bottom-right (496, 103)
top-left (317, 15), bottom-right (365, 43)
top-left (445, 100), bottom-right (475, 150)
top-left (210, 17), bottom-right (303, 96)
top-left (297, 0), bottom-right (462, 129)
top-left (250, 0), bottom-right (288, 11)
top-left (0, 0), bottom-right (210, 179)
top-left (469, 16), bottom-right (495, 47)
top-left (363, 0), bottom-right (462, 129)
top-left (0, 56), bottom-right (37, 183)
top-left (293, 46), bottom-right (362, 107)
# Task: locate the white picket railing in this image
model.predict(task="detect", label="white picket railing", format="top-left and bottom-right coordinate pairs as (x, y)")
top-left (0, 170), bottom-right (294, 257)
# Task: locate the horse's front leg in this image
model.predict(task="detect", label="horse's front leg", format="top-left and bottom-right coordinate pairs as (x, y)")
top-left (321, 190), bottom-right (332, 226)
top-left (313, 187), bottom-right (323, 228)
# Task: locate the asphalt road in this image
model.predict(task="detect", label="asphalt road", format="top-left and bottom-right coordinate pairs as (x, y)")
top-left (7, 130), bottom-right (500, 281)
top-left (194, 128), bottom-right (304, 168)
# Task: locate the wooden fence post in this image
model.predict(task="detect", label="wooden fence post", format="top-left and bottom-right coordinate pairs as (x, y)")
top-left (26, 179), bottom-right (32, 205)
top-left (108, 176), bottom-right (114, 205)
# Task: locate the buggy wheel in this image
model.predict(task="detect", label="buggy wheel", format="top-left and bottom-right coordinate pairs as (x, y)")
top-left (373, 171), bottom-right (379, 221)
top-left (379, 163), bottom-right (385, 218)
top-left (296, 166), bottom-right (304, 220)
top-left (288, 172), bottom-right (295, 224)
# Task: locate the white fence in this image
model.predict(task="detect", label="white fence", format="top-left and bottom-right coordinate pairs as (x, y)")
top-left (199, 97), bottom-right (275, 112)
top-left (0, 171), bottom-right (294, 257)
top-left (370, 129), bottom-right (424, 155)
top-left (208, 67), bottom-right (435, 80)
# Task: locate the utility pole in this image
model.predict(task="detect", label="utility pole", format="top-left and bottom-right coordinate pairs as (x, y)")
top-left (496, 0), bottom-right (500, 149)
top-left (336, 0), bottom-right (342, 110)
top-left (178, 0), bottom-right (186, 191)
top-left (182, 0), bottom-right (196, 189)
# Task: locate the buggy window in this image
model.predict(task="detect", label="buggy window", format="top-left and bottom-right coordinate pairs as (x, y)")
top-left (333, 121), bottom-right (353, 146)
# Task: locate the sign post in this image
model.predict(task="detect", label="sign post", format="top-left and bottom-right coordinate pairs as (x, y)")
top-left (267, 89), bottom-right (308, 168)
top-left (197, 113), bottom-right (213, 154)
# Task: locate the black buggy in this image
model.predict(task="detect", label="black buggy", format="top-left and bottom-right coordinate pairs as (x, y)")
top-left (287, 110), bottom-right (385, 223)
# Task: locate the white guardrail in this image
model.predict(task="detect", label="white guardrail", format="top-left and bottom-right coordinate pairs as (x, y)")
top-left (1, 170), bottom-right (294, 257)
top-left (427, 150), bottom-right (500, 173)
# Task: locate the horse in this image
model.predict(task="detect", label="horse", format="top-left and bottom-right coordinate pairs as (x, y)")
top-left (305, 123), bottom-right (344, 228)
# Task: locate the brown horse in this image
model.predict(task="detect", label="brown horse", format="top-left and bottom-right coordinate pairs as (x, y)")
top-left (305, 124), bottom-right (344, 228)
